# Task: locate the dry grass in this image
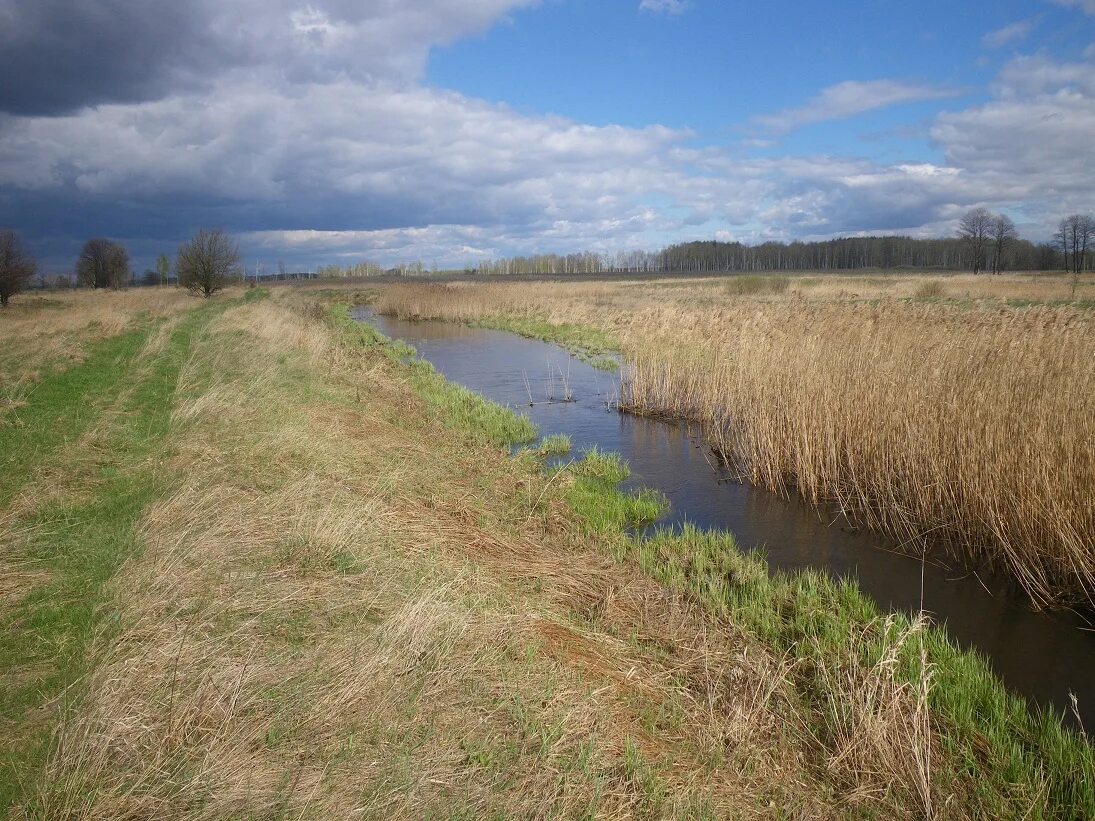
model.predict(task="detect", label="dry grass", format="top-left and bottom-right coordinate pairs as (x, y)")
top-left (374, 277), bottom-right (1095, 607)
top-left (22, 290), bottom-right (979, 819)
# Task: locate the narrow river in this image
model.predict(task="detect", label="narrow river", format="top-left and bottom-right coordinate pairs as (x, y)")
top-left (360, 309), bottom-right (1095, 728)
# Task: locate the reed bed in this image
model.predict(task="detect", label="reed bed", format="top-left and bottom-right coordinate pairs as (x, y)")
top-left (375, 281), bottom-right (1095, 608)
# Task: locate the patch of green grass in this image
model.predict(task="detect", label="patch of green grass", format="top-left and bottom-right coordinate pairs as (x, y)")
top-left (471, 316), bottom-right (620, 371)
top-left (558, 449), bottom-right (666, 533)
top-left (0, 324), bottom-right (154, 507)
top-left (536, 433), bottom-right (572, 457)
top-left (1007, 297), bottom-right (1095, 309)
top-left (0, 300), bottom-right (230, 809)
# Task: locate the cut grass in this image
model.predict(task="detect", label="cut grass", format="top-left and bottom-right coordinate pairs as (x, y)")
top-left (0, 299), bottom-right (229, 808)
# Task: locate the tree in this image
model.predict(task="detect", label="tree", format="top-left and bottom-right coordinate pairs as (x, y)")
top-left (176, 228), bottom-right (241, 297)
top-left (957, 208), bottom-right (993, 274)
top-left (155, 252), bottom-right (172, 286)
top-left (1055, 214), bottom-right (1094, 275)
top-left (76, 238), bottom-right (130, 289)
top-left (990, 214), bottom-right (1017, 275)
top-left (141, 269), bottom-right (160, 286)
top-left (0, 229), bottom-right (36, 306)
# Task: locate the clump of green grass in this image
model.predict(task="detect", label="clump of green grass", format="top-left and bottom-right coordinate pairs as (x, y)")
top-left (537, 433), bottom-right (572, 457)
top-left (558, 448), bottom-right (666, 533)
top-left (723, 275), bottom-right (790, 296)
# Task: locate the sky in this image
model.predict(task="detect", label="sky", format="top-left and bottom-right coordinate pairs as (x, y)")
top-left (0, 0), bottom-right (1093, 273)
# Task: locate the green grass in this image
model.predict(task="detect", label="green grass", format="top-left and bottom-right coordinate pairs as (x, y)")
top-left (470, 316), bottom-right (620, 371)
top-left (0, 300), bottom-right (230, 809)
top-left (555, 448), bottom-right (666, 534)
top-left (0, 324), bottom-right (155, 508)
top-left (536, 433), bottom-right (572, 457)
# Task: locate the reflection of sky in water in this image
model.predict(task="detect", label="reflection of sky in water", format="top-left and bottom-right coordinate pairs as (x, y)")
top-left (361, 309), bottom-right (1095, 727)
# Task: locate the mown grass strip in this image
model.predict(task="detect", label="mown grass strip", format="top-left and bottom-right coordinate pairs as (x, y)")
top-left (0, 300), bottom-right (227, 810)
top-left (0, 325), bottom-right (155, 508)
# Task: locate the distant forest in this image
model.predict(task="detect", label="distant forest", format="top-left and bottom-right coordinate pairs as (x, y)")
top-left (470, 235), bottom-right (1075, 276)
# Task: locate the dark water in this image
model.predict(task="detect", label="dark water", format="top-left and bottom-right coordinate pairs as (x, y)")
top-left (360, 309), bottom-right (1095, 728)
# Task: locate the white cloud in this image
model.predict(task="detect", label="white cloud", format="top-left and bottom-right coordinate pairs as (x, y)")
top-left (982, 18), bottom-right (1037, 49)
top-left (639, 0), bottom-right (688, 15)
top-left (1050, 0), bottom-right (1095, 15)
top-left (755, 80), bottom-right (962, 133)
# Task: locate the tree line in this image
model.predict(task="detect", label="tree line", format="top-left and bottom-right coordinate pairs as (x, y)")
top-left (471, 217), bottom-right (1091, 277)
top-left (0, 228), bottom-right (242, 306)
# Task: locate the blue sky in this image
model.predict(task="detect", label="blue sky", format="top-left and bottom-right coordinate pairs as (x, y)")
top-left (0, 0), bottom-right (1093, 271)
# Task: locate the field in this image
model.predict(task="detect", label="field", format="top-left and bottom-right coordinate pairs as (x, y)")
top-left (1, 283), bottom-right (1094, 819)
top-left (375, 271), bottom-right (1095, 609)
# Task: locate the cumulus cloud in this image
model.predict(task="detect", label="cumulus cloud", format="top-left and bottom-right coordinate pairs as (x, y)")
top-left (755, 80), bottom-right (962, 133)
top-left (982, 19), bottom-right (1037, 49)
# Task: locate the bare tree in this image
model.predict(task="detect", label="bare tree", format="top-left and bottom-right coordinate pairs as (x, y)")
top-left (0, 229), bottom-right (37, 306)
top-left (1055, 214), bottom-right (1094, 274)
top-left (957, 208), bottom-right (994, 274)
top-left (990, 214), bottom-right (1017, 275)
top-left (177, 228), bottom-right (241, 297)
top-left (76, 238), bottom-right (130, 289)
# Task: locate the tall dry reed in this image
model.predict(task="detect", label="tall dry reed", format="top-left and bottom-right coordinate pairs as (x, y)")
top-left (376, 282), bottom-right (1095, 608)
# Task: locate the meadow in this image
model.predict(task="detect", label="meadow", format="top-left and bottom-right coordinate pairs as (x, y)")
top-left (1, 283), bottom-right (1093, 819)
top-left (375, 271), bottom-right (1095, 609)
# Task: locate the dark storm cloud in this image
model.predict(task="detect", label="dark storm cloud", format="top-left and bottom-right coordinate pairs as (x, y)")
top-left (0, 0), bottom-right (229, 115)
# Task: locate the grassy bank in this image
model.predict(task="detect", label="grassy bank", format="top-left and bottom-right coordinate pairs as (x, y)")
top-left (2, 288), bottom-right (1092, 818)
top-left (374, 277), bottom-right (1095, 609)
